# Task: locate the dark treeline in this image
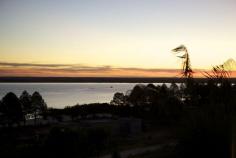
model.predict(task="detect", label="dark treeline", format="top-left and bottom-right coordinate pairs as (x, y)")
top-left (0, 79), bottom-right (235, 157)
top-left (0, 91), bottom-right (47, 126)
top-left (59, 83), bottom-right (184, 122)
top-left (1, 80), bottom-right (236, 124)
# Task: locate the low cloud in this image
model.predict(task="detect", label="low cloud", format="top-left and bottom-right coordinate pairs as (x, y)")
top-left (0, 62), bottom-right (112, 72)
top-left (0, 62), bottom-right (71, 68)
top-left (0, 61), bottom-right (235, 77)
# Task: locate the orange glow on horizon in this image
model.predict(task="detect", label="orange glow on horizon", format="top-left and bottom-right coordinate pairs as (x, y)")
top-left (0, 67), bottom-right (236, 78)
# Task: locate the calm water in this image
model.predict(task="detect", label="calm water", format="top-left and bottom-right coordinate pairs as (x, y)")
top-left (0, 83), bottom-right (166, 108)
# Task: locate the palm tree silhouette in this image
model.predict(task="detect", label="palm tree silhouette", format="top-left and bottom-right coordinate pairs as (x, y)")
top-left (204, 58), bottom-right (236, 79)
top-left (172, 45), bottom-right (193, 78)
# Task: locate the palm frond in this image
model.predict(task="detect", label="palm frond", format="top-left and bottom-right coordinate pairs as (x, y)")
top-left (172, 45), bottom-right (186, 52)
top-left (172, 45), bottom-right (193, 78)
top-left (204, 63), bottom-right (231, 80)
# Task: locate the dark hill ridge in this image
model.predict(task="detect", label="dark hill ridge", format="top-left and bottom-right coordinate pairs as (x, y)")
top-left (0, 77), bottom-right (236, 83)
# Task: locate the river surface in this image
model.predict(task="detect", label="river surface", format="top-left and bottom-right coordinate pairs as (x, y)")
top-left (0, 83), bottom-right (169, 108)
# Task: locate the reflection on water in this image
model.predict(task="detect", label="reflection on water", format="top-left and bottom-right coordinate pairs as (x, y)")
top-left (0, 83), bottom-right (169, 108)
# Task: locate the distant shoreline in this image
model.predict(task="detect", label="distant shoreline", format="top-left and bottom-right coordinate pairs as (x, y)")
top-left (0, 77), bottom-right (236, 83)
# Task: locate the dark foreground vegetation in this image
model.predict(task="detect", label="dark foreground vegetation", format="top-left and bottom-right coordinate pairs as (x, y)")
top-left (0, 78), bottom-right (236, 158)
top-left (0, 46), bottom-right (236, 158)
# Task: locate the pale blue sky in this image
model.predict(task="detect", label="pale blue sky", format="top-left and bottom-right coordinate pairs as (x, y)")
top-left (0, 0), bottom-right (236, 72)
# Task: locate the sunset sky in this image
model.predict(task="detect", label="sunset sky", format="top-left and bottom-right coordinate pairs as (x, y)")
top-left (0, 0), bottom-right (236, 77)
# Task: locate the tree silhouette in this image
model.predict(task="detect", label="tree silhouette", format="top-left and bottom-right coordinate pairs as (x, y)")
top-left (110, 92), bottom-right (126, 106)
top-left (204, 58), bottom-right (236, 80)
top-left (31, 91), bottom-right (47, 125)
top-left (20, 90), bottom-right (32, 112)
top-left (20, 90), bottom-right (32, 125)
top-left (172, 45), bottom-right (196, 105)
top-left (172, 45), bottom-right (193, 78)
top-left (1, 92), bottom-right (23, 126)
